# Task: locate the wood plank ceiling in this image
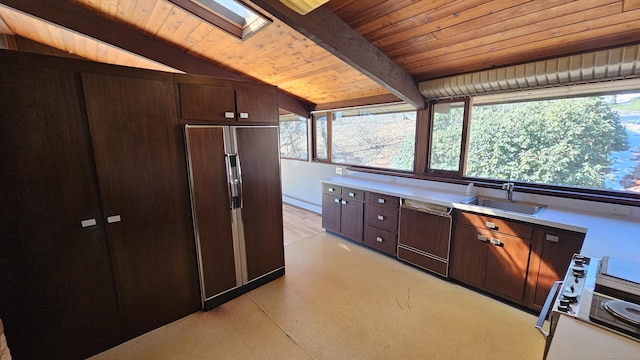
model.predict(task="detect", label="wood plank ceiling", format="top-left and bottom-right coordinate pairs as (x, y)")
top-left (1, 0), bottom-right (640, 111)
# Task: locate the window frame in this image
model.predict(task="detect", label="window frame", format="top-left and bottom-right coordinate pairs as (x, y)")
top-left (311, 105), bottom-right (417, 172)
top-left (278, 114), bottom-right (310, 161)
top-left (419, 95), bottom-right (640, 205)
top-left (167, 0), bottom-right (271, 40)
top-left (424, 97), bottom-right (471, 178)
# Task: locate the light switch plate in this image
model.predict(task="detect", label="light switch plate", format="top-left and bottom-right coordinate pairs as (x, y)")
top-left (335, 167), bottom-right (343, 174)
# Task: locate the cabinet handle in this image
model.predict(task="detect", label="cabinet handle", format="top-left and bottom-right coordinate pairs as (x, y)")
top-left (341, 200), bottom-right (347, 205)
top-left (328, 187), bottom-right (335, 192)
top-left (334, 198), bottom-right (340, 203)
top-left (106, 215), bottom-right (121, 224)
top-left (224, 112), bottom-right (235, 119)
top-left (477, 234), bottom-right (488, 242)
top-left (546, 234), bottom-right (559, 243)
top-left (376, 236), bottom-right (383, 243)
top-left (378, 198), bottom-right (385, 204)
top-left (239, 112), bottom-right (249, 119)
top-left (81, 218), bottom-right (97, 228)
top-left (485, 221), bottom-right (498, 230)
top-left (348, 192), bottom-right (355, 197)
top-left (377, 215), bottom-right (385, 221)
top-left (490, 238), bottom-right (503, 247)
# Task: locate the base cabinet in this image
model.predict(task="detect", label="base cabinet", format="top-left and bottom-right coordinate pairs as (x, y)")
top-left (526, 227), bottom-right (585, 310)
top-left (450, 211), bottom-right (532, 303)
top-left (321, 184), bottom-right (364, 242)
top-left (364, 193), bottom-right (400, 255)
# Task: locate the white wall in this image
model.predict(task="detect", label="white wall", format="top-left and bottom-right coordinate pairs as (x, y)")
top-left (280, 159), bottom-right (343, 213)
top-left (281, 159), bottom-right (639, 219)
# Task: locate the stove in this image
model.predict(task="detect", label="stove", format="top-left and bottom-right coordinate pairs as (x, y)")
top-left (536, 254), bottom-right (640, 359)
top-left (589, 256), bottom-right (640, 339)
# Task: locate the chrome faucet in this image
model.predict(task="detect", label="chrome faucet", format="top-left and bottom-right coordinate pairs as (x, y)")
top-left (502, 182), bottom-right (515, 201)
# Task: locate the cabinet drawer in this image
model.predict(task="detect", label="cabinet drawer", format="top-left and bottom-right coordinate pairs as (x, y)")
top-left (364, 226), bottom-right (397, 256)
top-left (367, 192), bottom-right (399, 208)
top-left (457, 211), bottom-right (532, 239)
top-left (341, 187), bottom-right (365, 201)
top-left (323, 183), bottom-right (341, 195)
top-left (366, 205), bottom-right (398, 232)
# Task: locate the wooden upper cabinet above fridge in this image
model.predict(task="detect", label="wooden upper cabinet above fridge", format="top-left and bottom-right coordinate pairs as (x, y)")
top-left (177, 77), bottom-right (279, 124)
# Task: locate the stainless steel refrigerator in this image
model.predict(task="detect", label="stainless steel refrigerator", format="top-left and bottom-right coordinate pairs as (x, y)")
top-left (184, 125), bottom-right (285, 310)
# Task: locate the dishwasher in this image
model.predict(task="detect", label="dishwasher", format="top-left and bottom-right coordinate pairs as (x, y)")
top-left (397, 199), bottom-right (453, 277)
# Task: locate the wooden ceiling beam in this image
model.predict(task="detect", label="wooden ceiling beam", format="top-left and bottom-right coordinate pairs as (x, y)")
top-left (0, 0), bottom-right (314, 115)
top-left (250, 0), bottom-right (425, 110)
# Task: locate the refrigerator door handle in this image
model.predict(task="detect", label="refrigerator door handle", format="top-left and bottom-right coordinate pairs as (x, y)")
top-left (235, 153), bottom-right (244, 209)
top-left (225, 153), bottom-right (243, 209)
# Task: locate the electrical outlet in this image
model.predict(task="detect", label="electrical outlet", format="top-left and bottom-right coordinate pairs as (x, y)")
top-left (335, 167), bottom-right (343, 174)
top-left (610, 205), bottom-right (632, 216)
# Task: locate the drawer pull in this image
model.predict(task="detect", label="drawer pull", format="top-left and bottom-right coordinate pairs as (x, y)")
top-left (239, 112), bottom-right (249, 119)
top-left (376, 236), bottom-right (383, 243)
top-left (81, 218), bottom-right (97, 228)
top-left (341, 200), bottom-right (347, 205)
top-left (328, 187), bottom-right (335, 192)
top-left (546, 234), bottom-right (559, 243)
top-left (224, 112), bottom-right (235, 119)
top-left (378, 198), bottom-right (385, 204)
top-left (377, 215), bottom-right (385, 221)
top-left (107, 215), bottom-right (121, 224)
top-left (334, 198), bottom-right (340, 203)
top-left (491, 238), bottom-right (503, 247)
top-left (477, 234), bottom-right (488, 242)
top-left (485, 221), bottom-right (498, 230)
top-left (348, 192), bottom-right (355, 197)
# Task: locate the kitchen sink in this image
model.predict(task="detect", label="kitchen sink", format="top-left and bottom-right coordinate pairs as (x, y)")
top-left (463, 196), bottom-right (546, 216)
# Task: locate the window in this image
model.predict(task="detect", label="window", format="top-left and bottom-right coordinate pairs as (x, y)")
top-left (427, 92), bottom-right (640, 196)
top-left (428, 101), bottom-right (466, 173)
top-left (313, 113), bottom-right (328, 161)
top-left (168, 0), bottom-right (270, 40)
top-left (323, 103), bottom-right (416, 171)
top-left (279, 114), bottom-right (308, 160)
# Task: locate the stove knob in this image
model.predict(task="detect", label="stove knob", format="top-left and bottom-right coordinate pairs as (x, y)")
top-left (560, 299), bottom-right (570, 307)
top-left (558, 303), bottom-right (571, 312)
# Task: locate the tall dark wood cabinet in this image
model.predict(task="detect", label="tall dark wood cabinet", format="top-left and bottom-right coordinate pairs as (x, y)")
top-left (0, 51), bottom-right (200, 359)
top-left (0, 55), bottom-right (121, 359)
top-left (81, 72), bottom-right (200, 338)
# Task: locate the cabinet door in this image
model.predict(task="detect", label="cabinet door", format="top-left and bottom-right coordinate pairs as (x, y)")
top-left (341, 199), bottom-right (364, 242)
top-left (0, 63), bottom-right (119, 359)
top-left (450, 226), bottom-right (488, 287)
top-left (322, 193), bottom-right (342, 233)
top-left (179, 83), bottom-right (236, 122)
top-left (484, 234), bottom-right (531, 302)
top-left (235, 88), bottom-right (279, 123)
top-left (184, 126), bottom-right (237, 300)
top-left (234, 126), bottom-right (285, 281)
top-left (532, 229), bottom-right (584, 307)
top-left (82, 73), bottom-right (200, 338)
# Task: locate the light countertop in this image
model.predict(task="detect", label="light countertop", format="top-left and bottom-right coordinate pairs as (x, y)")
top-left (322, 176), bottom-right (640, 263)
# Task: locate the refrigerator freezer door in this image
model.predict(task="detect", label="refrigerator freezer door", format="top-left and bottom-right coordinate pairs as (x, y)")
top-left (184, 125), bottom-right (240, 305)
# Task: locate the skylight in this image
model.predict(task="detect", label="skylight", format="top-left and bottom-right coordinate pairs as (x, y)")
top-left (169, 0), bottom-right (271, 40)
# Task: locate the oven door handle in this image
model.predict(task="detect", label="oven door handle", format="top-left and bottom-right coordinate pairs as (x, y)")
top-left (535, 280), bottom-right (562, 338)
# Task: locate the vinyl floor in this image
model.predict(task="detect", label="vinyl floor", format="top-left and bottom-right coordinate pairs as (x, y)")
top-left (89, 204), bottom-right (545, 360)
